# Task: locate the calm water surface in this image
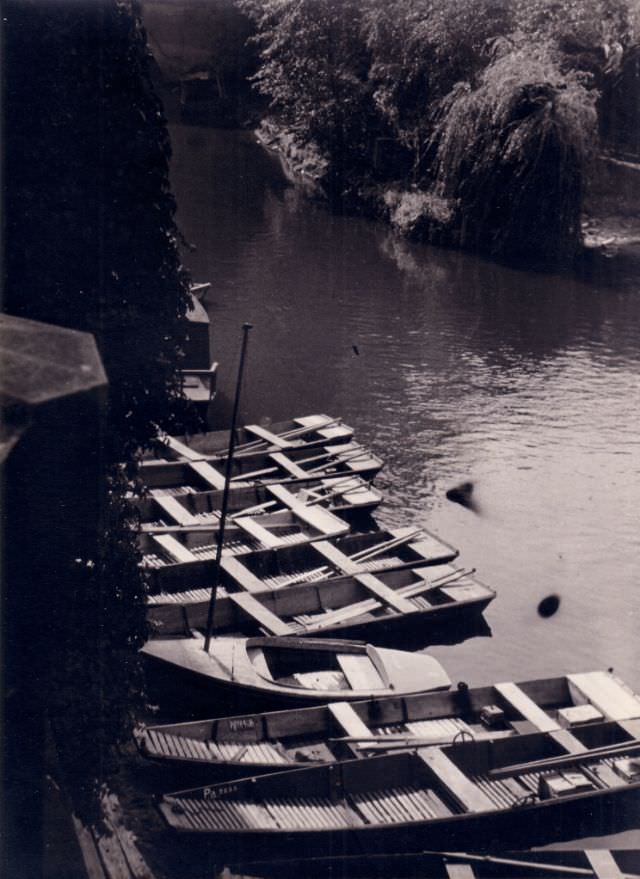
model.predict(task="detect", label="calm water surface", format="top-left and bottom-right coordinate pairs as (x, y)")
top-left (170, 125), bottom-right (640, 846)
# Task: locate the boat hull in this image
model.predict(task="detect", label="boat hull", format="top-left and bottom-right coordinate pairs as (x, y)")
top-left (159, 783), bottom-right (640, 867)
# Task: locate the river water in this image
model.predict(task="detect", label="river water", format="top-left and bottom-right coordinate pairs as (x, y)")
top-left (169, 124), bottom-right (639, 847)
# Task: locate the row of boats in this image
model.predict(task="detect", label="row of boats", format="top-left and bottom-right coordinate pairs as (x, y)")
top-left (129, 414), bottom-right (640, 876)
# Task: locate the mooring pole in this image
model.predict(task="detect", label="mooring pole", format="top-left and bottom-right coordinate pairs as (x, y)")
top-left (204, 322), bottom-right (253, 653)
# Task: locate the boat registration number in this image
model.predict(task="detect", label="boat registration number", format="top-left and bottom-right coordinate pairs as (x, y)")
top-left (203, 784), bottom-right (239, 800)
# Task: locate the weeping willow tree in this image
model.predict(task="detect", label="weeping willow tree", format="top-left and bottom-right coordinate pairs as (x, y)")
top-left (3, 0), bottom-right (198, 863)
top-left (427, 48), bottom-right (598, 266)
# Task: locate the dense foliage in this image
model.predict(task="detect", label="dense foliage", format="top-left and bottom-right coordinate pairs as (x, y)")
top-left (241, 0), bottom-right (638, 266)
top-left (3, 0), bottom-right (194, 829)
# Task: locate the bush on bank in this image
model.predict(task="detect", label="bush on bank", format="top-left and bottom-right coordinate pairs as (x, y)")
top-left (241, 0), bottom-right (638, 267)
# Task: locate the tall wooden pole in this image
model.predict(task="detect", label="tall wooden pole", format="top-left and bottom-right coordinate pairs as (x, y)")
top-left (204, 322), bottom-right (252, 653)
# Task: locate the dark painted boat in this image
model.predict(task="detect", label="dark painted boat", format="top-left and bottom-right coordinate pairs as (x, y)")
top-left (158, 719), bottom-right (640, 860)
top-left (138, 670), bottom-right (640, 782)
top-left (139, 440), bottom-right (384, 492)
top-left (141, 633), bottom-right (451, 715)
top-left (145, 526), bottom-right (459, 596)
top-left (157, 414), bottom-right (355, 460)
top-left (147, 560), bottom-right (494, 640)
top-left (132, 476), bottom-right (382, 528)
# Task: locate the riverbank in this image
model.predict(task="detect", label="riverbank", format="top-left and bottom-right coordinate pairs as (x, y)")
top-left (255, 117), bottom-right (640, 282)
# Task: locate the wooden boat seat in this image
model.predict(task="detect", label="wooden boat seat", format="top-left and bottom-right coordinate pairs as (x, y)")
top-left (229, 592), bottom-right (293, 636)
top-left (235, 516), bottom-right (285, 549)
top-left (446, 865), bottom-right (476, 879)
top-left (313, 540), bottom-right (361, 574)
top-left (567, 671), bottom-right (640, 721)
top-left (151, 534), bottom-right (198, 564)
top-left (549, 728), bottom-right (588, 755)
top-left (221, 556), bottom-right (268, 593)
top-left (154, 495), bottom-right (200, 527)
top-left (328, 702), bottom-right (372, 739)
top-left (354, 573), bottom-right (415, 613)
top-left (162, 435), bottom-right (204, 462)
top-left (494, 682), bottom-right (560, 733)
top-left (263, 795), bottom-right (363, 829)
top-left (245, 424), bottom-right (293, 448)
top-left (418, 748), bottom-right (496, 813)
top-left (585, 850), bottom-right (625, 879)
top-left (269, 452), bottom-right (308, 479)
top-left (189, 460), bottom-right (226, 490)
top-left (337, 654), bottom-right (385, 691)
top-left (350, 785), bottom-right (451, 824)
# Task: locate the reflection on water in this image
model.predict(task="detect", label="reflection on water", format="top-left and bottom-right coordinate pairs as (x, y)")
top-left (170, 125), bottom-right (639, 844)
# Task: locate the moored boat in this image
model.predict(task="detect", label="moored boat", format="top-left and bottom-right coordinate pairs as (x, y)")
top-left (145, 526), bottom-right (459, 595)
top-left (138, 670), bottom-right (640, 781)
top-left (147, 560), bottom-right (494, 639)
top-left (156, 414), bottom-right (354, 460)
top-left (158, 719), bottom-right (640, 859)
top-left (141, 633), bottom-right (451, 715)
top-left (138, 503), bottom-right (350, 569)
top-left (139, 441), bottom-right (383, 493)
top-left (132, 476), bottom-right (382, 528)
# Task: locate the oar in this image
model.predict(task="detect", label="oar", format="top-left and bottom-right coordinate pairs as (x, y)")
top-left (489, 738), bottom-right (640, 779)
top-left (350, 530), bottom-right (423, 562)
top-left (274, 530), bottom-right (423, 589)
top-left (305, 451), bottom-right (372, 476)
top-left (210, 418), bottom-right (346, 457)
top-left (229, 465), bottom-right (280, 482)
top-left (435, 852), bottom-right (612, 878)
top-left (229, 499), bottom-right (279, 519)
top-left (301, 568), bottom-right (475, 633)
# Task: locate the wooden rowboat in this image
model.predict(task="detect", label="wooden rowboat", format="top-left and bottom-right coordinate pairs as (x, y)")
top-left (132, 477), bottom-right (382, 528)
top-left (138, 503), bottom-right (350, 570)
top-left (138, 670), bottom-right (640, 781)
top-left (156, 414), bottom-right (354, 460)
top-left (158, 718), bottom-right (640, 859)
top-left (141, 633), bottom-right (451, 715)
top-left (147, 560), bottom-right (495, 640)
top-left (139, 441), bottom-right (383, 493)
top-left (145, 526), bottom-right (459, 596)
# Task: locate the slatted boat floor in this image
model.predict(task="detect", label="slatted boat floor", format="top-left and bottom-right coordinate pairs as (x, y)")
top-left (350, 785), bottom-right (452, 822)
top-left (259, 554), bottom-right (407, 590)
top-left (147, 586), bottom-right (219, 604)
top-left (150, 486), bottom-right (196, 497)
top-left (166, 783), bottom-right (454, 832)
top-left (144, 730), bottom-right (289, 765)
